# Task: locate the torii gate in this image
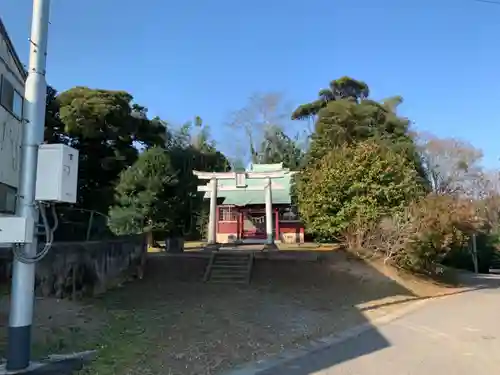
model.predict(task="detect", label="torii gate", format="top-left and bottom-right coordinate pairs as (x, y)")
top-left (194, 170), bottom-right (286, 247)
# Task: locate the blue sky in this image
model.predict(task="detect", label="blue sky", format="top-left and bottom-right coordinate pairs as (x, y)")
top-left (3, 0), bottom-right (500, 166)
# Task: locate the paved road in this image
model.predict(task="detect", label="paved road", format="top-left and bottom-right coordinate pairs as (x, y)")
top-left (258, 274), bottom-right (500, 375)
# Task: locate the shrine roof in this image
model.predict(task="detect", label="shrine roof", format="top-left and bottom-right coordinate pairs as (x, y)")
top-left (202, 163), bottom-right (293, 206)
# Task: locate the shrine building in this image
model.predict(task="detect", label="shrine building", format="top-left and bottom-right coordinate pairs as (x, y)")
top-left (194, 163), bottom-right (304, 245)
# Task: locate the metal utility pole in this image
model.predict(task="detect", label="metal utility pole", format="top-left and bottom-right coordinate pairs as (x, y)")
top-left (472, 233), bottom-right (479, 274)
top-left (7, 0), bottom-right (51, 370)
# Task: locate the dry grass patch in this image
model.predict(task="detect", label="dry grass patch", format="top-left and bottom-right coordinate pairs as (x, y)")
top-left (278, 242), bottom-right (341, 251)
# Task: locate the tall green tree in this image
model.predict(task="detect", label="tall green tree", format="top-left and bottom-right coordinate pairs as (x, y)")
top-left (295, 77), bottom-right (427, 241)
top-left (167, 118), bottom-right (230, 238)
top-left (291, 76), bottom-right (369, 120)
top-left (309, 98), bottom-right (416, 164)
top-left (45, 86), bottom-right (232, 241)
top-left (255, 126), bottom-right (304, 169)
top-left (55, 87), bottom-right (167, 214)
top-left (44, 86), bottom-right (65, 144)
top-left (293, 77), bottom-right (423, 178)
top-left (108, 147), bottom-right (180, 235)
top-left (42, 86), bottom-right (170, 240)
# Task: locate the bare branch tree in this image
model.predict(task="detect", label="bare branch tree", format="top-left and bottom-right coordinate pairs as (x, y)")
top-left (472, 169), bottom-right (500, 229)
top-left (417, 133), bottom-right (484, 196)
top-left (226, 92), bottom-right (293, 164)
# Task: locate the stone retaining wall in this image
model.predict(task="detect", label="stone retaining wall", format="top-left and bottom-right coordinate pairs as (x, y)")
top-left (0, 235), bottom-right (146, 299)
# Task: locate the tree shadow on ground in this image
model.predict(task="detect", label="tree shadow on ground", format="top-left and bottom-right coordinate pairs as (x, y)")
top-left (2, 250), bottom-right (496, 375)
top-left (229, 254), bottom-right (500, 375)
top-left (252, 328), bottom-right (392, 375)
top-left (84, 251), bottom-right (416, 374)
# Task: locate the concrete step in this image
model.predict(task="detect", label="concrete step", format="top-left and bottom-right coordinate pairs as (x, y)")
top-left (204, 252), bottom-right (254, 284)
top-left (211, 264), bottom-right (249, 269)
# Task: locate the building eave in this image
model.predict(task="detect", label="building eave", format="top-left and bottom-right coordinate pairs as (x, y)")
top-left (0, 17), bottom-right (27, 80)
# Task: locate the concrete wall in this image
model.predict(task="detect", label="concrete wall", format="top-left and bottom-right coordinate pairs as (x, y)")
top-left (0, 235), bottom-right (146, 299)
top-left (0, 26), bottom-right (24, 190)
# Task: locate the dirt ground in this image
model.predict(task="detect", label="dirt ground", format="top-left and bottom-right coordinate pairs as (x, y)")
top-left (0, 250), bottom-right (465, 375)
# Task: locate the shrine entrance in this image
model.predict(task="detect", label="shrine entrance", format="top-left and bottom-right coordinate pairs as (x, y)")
top-left (241, 208), bottom-right (277, 241)
top-left (243, 209), bottom-right (266, 239)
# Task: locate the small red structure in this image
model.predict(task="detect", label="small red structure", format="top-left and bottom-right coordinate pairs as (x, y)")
top-left (216, 205), bottom-right (304, 244)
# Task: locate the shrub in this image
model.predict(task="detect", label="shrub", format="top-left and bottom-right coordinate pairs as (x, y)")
top-left (297, 140), bottom-right (424, 241)
top-left (345, 194), bottom-right (484, 274)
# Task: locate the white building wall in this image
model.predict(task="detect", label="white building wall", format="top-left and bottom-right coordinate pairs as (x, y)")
top-left (0, 35), bottom-right (24, 189)
top-left (0, 21), bottom-right (25, 218)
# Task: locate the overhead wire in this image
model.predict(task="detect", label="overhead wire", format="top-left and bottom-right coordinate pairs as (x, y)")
top-left (474, 0), bottom-right (500, 5)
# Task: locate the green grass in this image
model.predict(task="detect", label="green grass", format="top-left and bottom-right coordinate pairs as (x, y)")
top-left (28, 307), bottom-right (156, 375)
top-left (77, 311), bottom-right (153, 374)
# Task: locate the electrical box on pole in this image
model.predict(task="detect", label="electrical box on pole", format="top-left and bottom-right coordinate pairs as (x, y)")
top-left (0, 144), bottom-right (79, 244)
top-left (0, 217), bottom-right (35, 244)
top-left (35, 144), bottom-right (79, 203)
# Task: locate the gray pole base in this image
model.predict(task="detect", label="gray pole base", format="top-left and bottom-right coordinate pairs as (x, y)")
top-left (6, 326), bottom-right (31, 371)
top-left (0, 351), bottom-right (96, 375)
